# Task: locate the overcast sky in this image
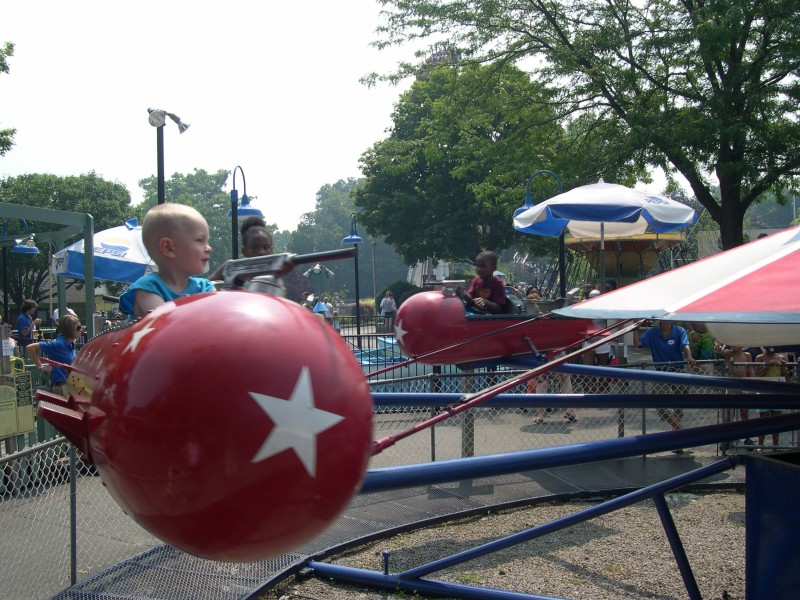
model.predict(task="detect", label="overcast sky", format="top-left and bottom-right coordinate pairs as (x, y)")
top-left (1, 0), bottom-right (413, 231)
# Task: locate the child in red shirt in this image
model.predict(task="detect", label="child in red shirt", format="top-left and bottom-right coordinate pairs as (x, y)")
top-left (465, 251), bottom-right (507, 314)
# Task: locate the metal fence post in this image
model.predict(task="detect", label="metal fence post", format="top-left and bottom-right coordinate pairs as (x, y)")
top-left (430, 366), bottom-right (441, 462)
top-left (462, 371), bottom-right (475, 458)
top-left (69, 445), bottom-right (78, 585)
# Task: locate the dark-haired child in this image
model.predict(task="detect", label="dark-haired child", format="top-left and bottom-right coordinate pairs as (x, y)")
top-left (465, 251), bottom-right (507, 314)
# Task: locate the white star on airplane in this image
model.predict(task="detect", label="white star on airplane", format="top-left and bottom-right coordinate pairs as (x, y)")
top-left (123, 324), bottom-right (156, 354)
top-left (249, 367), bottom-right (344, 477)
top-left (394, 320), bottom-right (407, 345)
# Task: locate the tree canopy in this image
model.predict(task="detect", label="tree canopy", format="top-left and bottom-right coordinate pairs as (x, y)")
top-left (137, 168), bottom-right (235, 271)
top-left (0, 41), bottom-right (16, 156)
top-left (289, 178), bottom-right (408, 299)
top-left (372, 0), bottom-right (800, 249)
top-left (357, 62), bottom-right (578, 264)
top-left (0, 172), bottom-right (133, 309)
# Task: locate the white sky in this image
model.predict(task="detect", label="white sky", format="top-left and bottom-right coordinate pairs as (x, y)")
top-left (1, 0), bottom-right (413, 231)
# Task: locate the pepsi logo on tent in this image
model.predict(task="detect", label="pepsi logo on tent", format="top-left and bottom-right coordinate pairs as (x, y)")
top-left (97, 236), bottom-right (132, 257)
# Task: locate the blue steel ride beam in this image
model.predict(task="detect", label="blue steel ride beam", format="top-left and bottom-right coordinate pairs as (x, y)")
top-left (312, 456), bottom-right (735, 600)
top-left (361, 412), bottom-right (800, 494)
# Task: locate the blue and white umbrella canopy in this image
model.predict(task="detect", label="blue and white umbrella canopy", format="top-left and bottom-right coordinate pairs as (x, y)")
top-left (513, 180), bottom-right (697, 289)
top-left (53, 219), bottom-right (156, 283)
top-left (513, 181), bottom-right (697, 238)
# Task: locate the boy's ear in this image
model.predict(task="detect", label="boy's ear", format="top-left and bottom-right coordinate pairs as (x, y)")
top-left (158, 236), bottom-right (176, 258)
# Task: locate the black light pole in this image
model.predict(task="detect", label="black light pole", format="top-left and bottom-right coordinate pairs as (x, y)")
top-left (230, 167), bottom-right (244, 260)
top-left (227, 166), bottom-right (264, 260)
top-left (2, 246), bottom-right (7, 324)
top-left (370, 241), bottom-right (377, 299)
top-left (513, 170), bottom-right (564, 296)
top-left (342, 214), bottom-right (363, 349)
top-left (156, 126), bottom-right (165, 204)
top-left (147, 108), bottom-right (190, 205)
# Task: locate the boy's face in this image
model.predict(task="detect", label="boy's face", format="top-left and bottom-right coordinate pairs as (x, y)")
top-left (172, 215), bottom-right (211, 275)
top-left (475, 258), bottom-right (495, 280)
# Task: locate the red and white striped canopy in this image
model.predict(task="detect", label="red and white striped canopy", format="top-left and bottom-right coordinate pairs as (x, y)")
top-left (555, 226), bottom-right (800, 346)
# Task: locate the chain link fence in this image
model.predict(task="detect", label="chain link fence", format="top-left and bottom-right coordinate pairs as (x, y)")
top-left (0, 438), bottom-right (159, 599)
top-left (1, 331), bottom-right (796, 599)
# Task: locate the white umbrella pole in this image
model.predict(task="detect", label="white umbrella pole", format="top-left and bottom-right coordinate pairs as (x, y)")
top-left (600, 222), bottom-right (606, 291)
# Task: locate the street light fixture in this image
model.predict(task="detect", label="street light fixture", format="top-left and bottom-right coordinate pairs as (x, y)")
top-left (147, 108), bottom-right (190, 205)
top-left (227, 166), bottom-right (265, 260)
top-left (12, 234), bottom-right (40, 255)
top-left (342, 214), bottom-right (363, 349)
top-left (302, 263), bottom-right (334, 278)
top-left (2, 221), bottom-right (40, 324)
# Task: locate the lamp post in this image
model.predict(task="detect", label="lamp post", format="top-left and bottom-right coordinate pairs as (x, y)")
top-left (370, 241), bottom-right (377, 299)
top-left (342, 214), bottom-right (363, 349)
top-left (514, 170), bottom-right (564, 297)
top-left (2, 223), bottom-right (40, 323)
top-left (147, 108), bottom-right (190, 205)
top-left (227, 166), bottom-right (264, 260)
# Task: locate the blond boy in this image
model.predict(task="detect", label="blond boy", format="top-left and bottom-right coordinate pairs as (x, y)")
top-left (120, 204), bottom-right (215, 318)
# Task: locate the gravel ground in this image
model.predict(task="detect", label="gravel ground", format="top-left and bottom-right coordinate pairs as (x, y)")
top-left (262, 490), bottom-right (745, 600)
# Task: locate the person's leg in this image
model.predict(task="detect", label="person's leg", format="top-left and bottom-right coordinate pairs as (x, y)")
top-left (671, 408), bottom-right (683, 430)
top-left (531, 377), bottom-right (547, 422)
top-left (533, 373), bottom-right (550, 423)
top-left (557, 373), bottom-right (577, 421)
top-left (771, 411), bottom-right (781, 446)
top-left (582, 348), bottom-right (597, 392)
top-left (758, 410), bottom-right (768, 446)
top-left (595, 352), bottom-right (610, 394)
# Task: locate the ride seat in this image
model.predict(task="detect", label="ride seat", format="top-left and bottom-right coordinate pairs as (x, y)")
top-left (504, 295), bottom-right (526, 315)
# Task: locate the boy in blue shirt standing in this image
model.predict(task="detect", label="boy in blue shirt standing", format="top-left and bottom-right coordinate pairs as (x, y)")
top-left (27, 314), bottom-right (83, 397)
top-left (636, 320), bottom-right (696, 434)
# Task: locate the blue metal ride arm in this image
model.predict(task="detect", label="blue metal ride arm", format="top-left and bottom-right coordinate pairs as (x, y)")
top-left (398, 458), bottom-right (736, 579)
top-left (653, 493), bottom-right (702, 600)
top-left (360, 413), bottom-right (800, 494)
top-left (371, 392), bottom-right (800, 410)
top-left (314, 459), bottom-right (737, 600)
top-left (505, 358), bottom-right (800, 394)
top-left (306, 560), bottom-right (565, 600)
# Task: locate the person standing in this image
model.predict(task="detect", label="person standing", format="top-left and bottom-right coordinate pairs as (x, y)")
top-left (635, 320), bottom-right (696, 432)
top-left (754, 346), bottom-right (790, 448)
top-left (379, 291), bottom-right (397, 332)
top-left (16, 299), bottom-right (41, 350)
top-left (26, 314), bottom-right (82, 397)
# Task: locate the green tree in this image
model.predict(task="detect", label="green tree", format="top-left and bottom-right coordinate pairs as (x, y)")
top-left (288, 178), bottom-right (407, 299)
top-left (138, 168), bottom-right (233, 271)
top-left (357, 62), bottom-right (572, 264)
top-left (0, 172), bottom-right (133, 308)
top-left (0, 41), bottom-right (16, 156)
top-left (372, 0), bottom-right (800, 249)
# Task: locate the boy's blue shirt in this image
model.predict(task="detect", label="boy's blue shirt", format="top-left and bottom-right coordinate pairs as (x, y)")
top-left (120, 273), bottom-right (215, 316)
top-left (38, 335), bottom-right (76, 383)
